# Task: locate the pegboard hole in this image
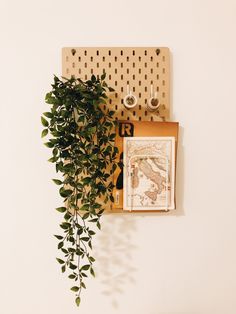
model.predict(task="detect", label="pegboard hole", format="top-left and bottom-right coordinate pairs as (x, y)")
top-left (162, 92), bottom-right (165, 98)
top-left (121, 110), bottom-right (124, 116)
top-left (115, 56), bottom-right (117, 62)
top-left (85, 62), bottom-right (87, 68)
top-left (133, 111), bottom-right (136, 116)
top-left (157, 74), bottom-right (159, 79)
top-left (139, 116), bottom-right (142, 121)
top-left (121, 50), bottom-right (123, 56)
top-left (145, 99), bottom-right (147, 104)
top-left (108, 50), bottom-right (111, 56)
top-left (163, 68), bottom-right (165, 74)
top-left (91, 56), bottom-right (93, 62)
top-left (115, 81), bottom-right (117, 86)
top-left (109, 99), bottom-right (112, 104)
top-left (115, 93), bottom-right (118, 98)
top-left (156, 62), bottom-right (159, 67)
top-left (139, 81), bottom-right (141, 86)
top-left (121, 86), bottom-right (124, 92)
top-left (96, 50), bottom-right (99, 56)
top-left (133, 63), bottom-right (135, 68)
top-left (72, 62), bottom-right (75, 68)
top-left (71, 49), bottom-right (76, 56)
top-left (145, 86), bottom-right (147, 92)
top-left (139, 104), bottom-right (141, 110)
top-left (78, 57), bottom-right (81, 62)
top-left (145, 110), bottom-right (148, 116)
top-left (139, 69), bottom-right (141, 74)
top-left (133, 75), bottom-right (135, 80)
top-left (78, 69), bottom-right (81, 74)
top-left (145, 62), bottom-right (147, 68)
top-left (115, 68), bottom-right (118, 74)
top-left (91, 69), bottom-right (93, 74)
top-left (85, 74), bottom-right (88, 80)
top-left (145, 75), bottom-right (147, 80)
top-left (144, 50), bottom-right (147, 56)
top-left (115, 105), bottom-right (118, 110)
top-left (127, 116), bottom-right (130, 120)
top-left (121, 74), bottom-right (123, 80)
top-left (97, 63), bottom-right (99, 68)
top-left (162, 80), bottom-right (165, 86)
top-left (133, 87), bottom-right (135, 92)
top-left (127, 56), bottom-right (129, 61)
top-left (139, 56), bottom-right (142, 61)
top-left (150, 68), bottom-right (153, 74)
top-left (127, 69), bottom-right (129, 74)
top-left (102, 56), bottom-right (105, 62)
top-left (121, 63), bottom-right (123, 68)
top-left (84, 50), bottom-right (87, 56)
top-left (150, 116), bottom-right (153, 121)
top-left (150, 56), bottom-right (153, 61)
top-left (109, 62), bottom-right (111, 68)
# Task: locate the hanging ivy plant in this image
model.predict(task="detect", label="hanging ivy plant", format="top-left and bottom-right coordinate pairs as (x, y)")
top-left (41, 74), bottom-right (118, 306)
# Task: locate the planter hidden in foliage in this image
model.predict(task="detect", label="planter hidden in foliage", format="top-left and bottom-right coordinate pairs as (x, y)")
top-left (41, 74), bottom-right (118, 306)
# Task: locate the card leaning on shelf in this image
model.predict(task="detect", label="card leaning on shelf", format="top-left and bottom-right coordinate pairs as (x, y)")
top-left (123, 137), bottom-right (175, 211)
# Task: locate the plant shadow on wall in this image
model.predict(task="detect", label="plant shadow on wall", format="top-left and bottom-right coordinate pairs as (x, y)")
top-left (94, 214), bottom-right (137, 309)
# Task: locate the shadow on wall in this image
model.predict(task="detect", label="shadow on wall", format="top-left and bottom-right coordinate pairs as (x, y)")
top-left (94, 214), bottom-right (137, 309)
top-left (94, 126), bottom-right (184, 308)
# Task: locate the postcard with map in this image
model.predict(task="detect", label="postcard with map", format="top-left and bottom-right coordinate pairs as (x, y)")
top-left (123, 137), bottom-right (175, 211)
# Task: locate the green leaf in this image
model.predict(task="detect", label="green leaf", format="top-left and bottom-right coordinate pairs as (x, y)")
top-left (41, 116), bottom-right (49, 127)
top-left (101, 73), bottom-right (106, 80)
top-left (75, 297), bottom-right (81, 307)
top-left (68, 274), bottom-right (76, 279)
top-left (80, 264), bottom-right (90, 271)
top-left (52, 179), bottom-right (63, 185)
top-left (61, 265), bottom-right (66, 273)
top-left (90, 267), bottom-right (95, 277)
top-left (55, 207), bottom-right (67, 213)
top-left (44, 142), bottom-right (54, 148)
top-left (56, 258), bottom-right (64, 264)
top-left (54, 235), bottom-right (63, 240)
top-left (58, 242), bottom-right (64, 249)
top-left (89, 256), bottom-right (95, 262)
top-left (81, 282), bottom-right (86, 289)
top-left (59, 187), bottom-right (73, 198)
top-left (80, 204), bottom-right (89, 211)
top-left (43, 112), bottom-right (53, 118)
top-left (80, 237), bottom-right (89, 242)
top-left (41, 129), bottom-right (48, 138)
top-left (71, 286), bottom-right (79, 292)
top-left (69, 263), bottom-right (77, 270)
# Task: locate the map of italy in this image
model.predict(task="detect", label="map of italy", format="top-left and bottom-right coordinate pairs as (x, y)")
top-left (123, 137), bottom-right (175, 211)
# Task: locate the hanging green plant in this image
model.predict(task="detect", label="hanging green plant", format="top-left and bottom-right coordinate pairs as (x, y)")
top-left (41, 74), bottom-right (118, 306)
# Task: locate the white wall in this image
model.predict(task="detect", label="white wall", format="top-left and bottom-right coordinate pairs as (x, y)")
top-left (1, 0), bottom-right (236, 313)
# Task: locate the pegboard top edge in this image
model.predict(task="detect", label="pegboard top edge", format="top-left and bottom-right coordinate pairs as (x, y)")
top-left (62, 47), bottom-right (170, 52)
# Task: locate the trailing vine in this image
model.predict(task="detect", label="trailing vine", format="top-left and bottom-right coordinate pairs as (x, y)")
top-left (41, 74), bottom-right (118, 306)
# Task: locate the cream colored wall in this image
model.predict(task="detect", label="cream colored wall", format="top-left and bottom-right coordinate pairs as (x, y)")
top-left (1, 0), bottom-right (236, 313)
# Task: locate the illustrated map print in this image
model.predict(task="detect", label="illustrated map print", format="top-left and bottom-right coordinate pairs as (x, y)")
top-left (123, 137), bottom-right (175, 211)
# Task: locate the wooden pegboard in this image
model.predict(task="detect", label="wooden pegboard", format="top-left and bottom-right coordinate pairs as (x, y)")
top-left (62, 47), bottom-right (170, 121)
